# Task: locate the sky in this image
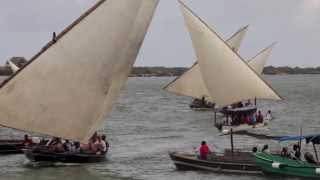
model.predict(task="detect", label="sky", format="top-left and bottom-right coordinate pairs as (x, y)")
top-left (0, 0), bottom-right (320, 67)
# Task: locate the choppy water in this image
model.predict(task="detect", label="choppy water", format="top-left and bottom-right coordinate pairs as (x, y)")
top-left (0, 75), bottom-right (319, 180)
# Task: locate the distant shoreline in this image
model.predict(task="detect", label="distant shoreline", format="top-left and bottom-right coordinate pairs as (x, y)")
top-left (130, 66), bottom-right (320, 77)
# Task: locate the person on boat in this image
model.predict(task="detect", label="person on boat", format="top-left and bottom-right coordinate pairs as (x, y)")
top-left (261, 145), bottom-right (270, 154)
top-left (63, 139), bottom-right (73, 152)
top-left (256, 111), bottom-right (264, 123)
top-left (245, 100), bottom-right (252, 107)
top-left (101, 134), bottom-right (109, 153)
top-left (22, 134), bottom-right (33, 146)
top-left (292, 144), bottom-right (301, 160)
top-left (280, 147), bottom-right (290, 158)
top-left (249, 114), bottom-right (256, 125)
top-left (46, 137), bottom-right (64, 152)
top-left (94, 136), bottom-right (107, 155)
top-left (199, 141), bottom-right (212, 160)
top-left (252, 147), bottom-right (258, 153)
top-left (304, 152), bottom-right (317, 164)
top-left (244, 115), bottom-right (250, 125)
top-left (237, 102), bottom-right (244, 108)
top-left (265, 110), bottom-right (272, 121)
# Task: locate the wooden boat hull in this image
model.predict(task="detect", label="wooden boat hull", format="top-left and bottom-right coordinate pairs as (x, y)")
top-left (23, 149), bottom-right (106, 163)
top-left (0, 140), bottom-right (26, 154)
top-left (169, 152), bottom-right (262, 174)
top-left (254, 152), bottom-right (320, 178)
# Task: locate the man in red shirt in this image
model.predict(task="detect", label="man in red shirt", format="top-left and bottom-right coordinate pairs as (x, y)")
top-left (199, 141), bottom-right (212, 160)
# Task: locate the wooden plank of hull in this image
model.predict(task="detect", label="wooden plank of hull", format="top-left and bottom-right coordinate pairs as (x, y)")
top-left (0, 140), bottom-right (25, 154)
top-left (23, 149), bottom-right (106, 163)
top-left (169, 152), bottom-right (262, 175)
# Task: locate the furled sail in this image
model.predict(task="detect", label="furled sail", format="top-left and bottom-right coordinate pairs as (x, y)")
top-left (8, 60), bottom-right (20, 73)
top-left (248, 43), bottom-right (276, 75)
top-left (179, 1), bottom-right (282, 107)
top-left (0, 0), bottom-right (159, 141)
top-left (164, 25), bottom-right (249, 101)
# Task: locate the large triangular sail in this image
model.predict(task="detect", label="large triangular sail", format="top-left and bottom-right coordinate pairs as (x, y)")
top-left (248, 43), bottom-right (276, 75)
top-left (179, 1), bottom-right (282, 107)
top-left (0, 0), bottom-right (159, 141)
top-left (164, 25), bottom-right (249, 101)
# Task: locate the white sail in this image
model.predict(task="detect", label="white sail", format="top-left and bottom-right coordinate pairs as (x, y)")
top-left (248, 43), bottom-right (276, 75)
top-left (8, 60), bottom-right (20, 73)
top-left (164, 25), bottom-right (249, 101)
top-left (226, 25), bottom-right (249, 52)
top-left (0, 0), bottom-right (159, 141)
top-left (179, 1), bottom-right (282, 107)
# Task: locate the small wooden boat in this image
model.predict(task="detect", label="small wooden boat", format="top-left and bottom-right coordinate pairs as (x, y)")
top-left (254, 152), bottom-right (320, 178)
top-left (170, 150), bottom-right (262, 174)
top-left (23, 148), bottom-right (106, 163)
top-left (189, 98), bottom-right (215, 110)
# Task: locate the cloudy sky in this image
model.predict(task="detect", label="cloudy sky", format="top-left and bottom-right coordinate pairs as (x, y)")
top-left (0, 0), bottom-right (319, 67)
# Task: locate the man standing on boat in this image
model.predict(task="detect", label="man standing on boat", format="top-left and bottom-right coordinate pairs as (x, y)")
top-left (199, 141), bottom-right (212, 160)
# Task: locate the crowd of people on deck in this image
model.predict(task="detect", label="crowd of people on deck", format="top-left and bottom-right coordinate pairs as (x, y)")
top-left (22, 132), bottom-right (109, 155)
top-left (229, 109), bottom-right (272, 126)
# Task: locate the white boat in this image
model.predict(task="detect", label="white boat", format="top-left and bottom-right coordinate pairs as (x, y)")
top-left (0, 0), bottom-right (159, 162)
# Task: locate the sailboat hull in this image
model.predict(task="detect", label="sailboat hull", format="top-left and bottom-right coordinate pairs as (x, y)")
top-left (169, 152), bottom-right (262, 174)
top-left (23, 149), bottom-right (106, 163)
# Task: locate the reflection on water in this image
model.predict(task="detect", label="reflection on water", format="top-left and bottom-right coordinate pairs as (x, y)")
top-left (0, 75), bottom-right (318, 180)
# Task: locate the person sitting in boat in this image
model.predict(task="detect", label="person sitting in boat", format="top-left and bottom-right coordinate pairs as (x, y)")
top-left (244, 115), bottom-right (250, 125)
top-left (265, 110), bottom-right (272, 121)
top-left (280, 147), bottom-right (291, 158)
top-left (22, 134), bottom-right (33, 146)
top-left (237, 102), bottom-right (244, 108)
top-left (256, 111), bottom-right (264, 123)
top-left (292, 144), bottom-right (301, 160)
top-left (245, 100), bottom-right (252, 107)
top-left (252, 147), bottom-right (258, 153)
top-left (201, 96), bottom-right (206, 105)
top-left (101, 134), bottom-right (109, 153)
top-left (47, 137), bottom-right (64, 153)
top-left (261, 145), bottom-right (270, 154)
top-left (93, 135), bottom-right (107, 155)
top-left (304, 152), bottom-right (317, 164)
top-left (249, 113), bottom-right (256, 125)
top-left (63, 139), bottom-right (73, 152)
top-left (199, 141), bottom-right (212, 160)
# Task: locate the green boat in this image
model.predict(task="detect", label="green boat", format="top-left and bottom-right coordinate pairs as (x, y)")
top-left (254, 152), bottom-right (320, 178)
